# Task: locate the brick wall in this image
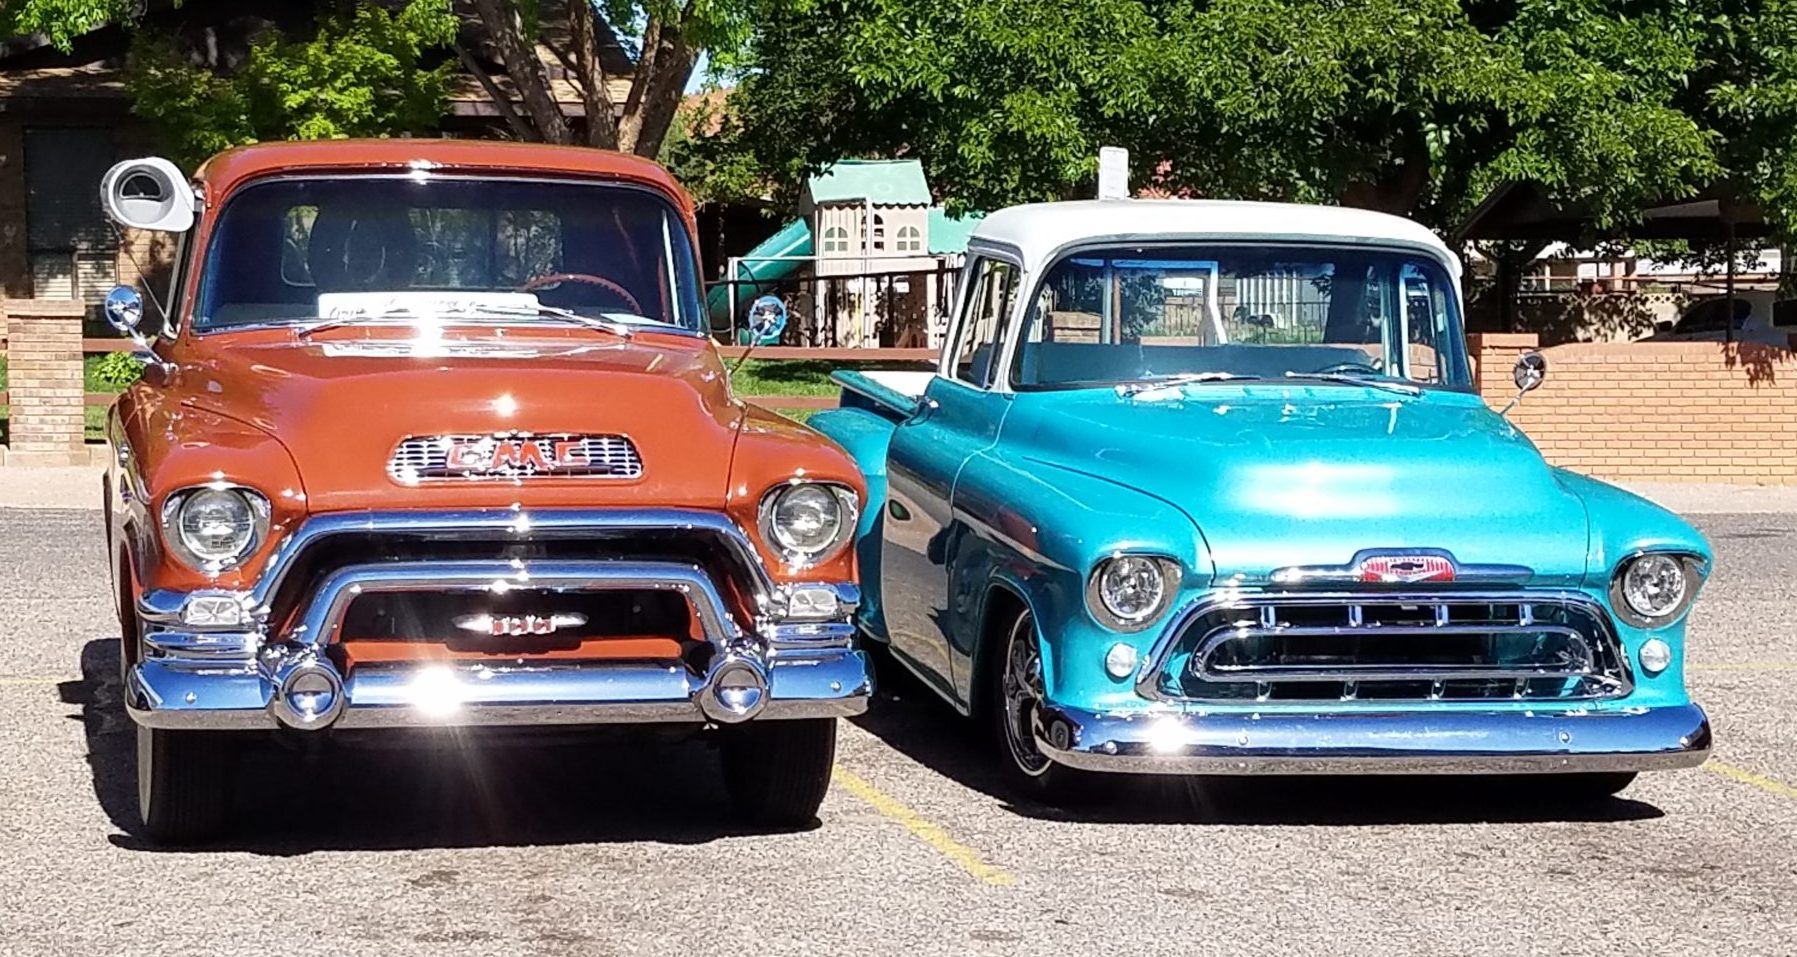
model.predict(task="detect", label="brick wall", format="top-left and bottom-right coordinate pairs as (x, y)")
top-left (1472, 333), bottom-right (1797, 485)
top-left (1, 299), bottom-right (87, 466)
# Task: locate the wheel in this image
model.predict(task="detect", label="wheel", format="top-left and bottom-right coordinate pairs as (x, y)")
top-left (136, 724), bottom-right (232, 845)
top-left (719, 718), bottom-right (837, 828)
top-left (986, 608), bottom-right (1100, 805)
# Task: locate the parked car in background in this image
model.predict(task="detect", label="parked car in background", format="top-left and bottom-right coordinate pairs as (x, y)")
top-left (1640, 291), bottom-right (1796, 346)
top-left (812, 198), bottom-right (1713, 804)
top-left (101, 141), bottom-right (871, 843)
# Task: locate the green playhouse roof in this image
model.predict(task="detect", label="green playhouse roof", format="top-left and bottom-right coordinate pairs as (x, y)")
top-left (806, 159), bottom-right (933, 206)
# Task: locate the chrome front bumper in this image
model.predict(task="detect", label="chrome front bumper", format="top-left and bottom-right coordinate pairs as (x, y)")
top-left (127, 648), bottom-right (872, 730)
top-left (1033, 702), bottom-right (1712, 775)
top-left (128, 511), bottom-right (872, 732)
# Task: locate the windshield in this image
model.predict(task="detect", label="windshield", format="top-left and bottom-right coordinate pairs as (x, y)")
top-left (1011, 244), bottom-right (1470, 390)
top-left (193, 176), bottom-right (704, 332)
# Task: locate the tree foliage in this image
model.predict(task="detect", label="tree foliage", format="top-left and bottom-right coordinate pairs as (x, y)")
top-left (687, 0), bottom-right (1795, 243)
top-left (0, 0), bottom-right (140, 51)
top-left (126, 1), bottom-right (459, 170)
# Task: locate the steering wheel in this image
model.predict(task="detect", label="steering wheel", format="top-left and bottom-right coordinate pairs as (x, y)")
top-left (517, 273), bottom-right (644, 316)
top-left (1313, 360), bottom-right (1385, 375)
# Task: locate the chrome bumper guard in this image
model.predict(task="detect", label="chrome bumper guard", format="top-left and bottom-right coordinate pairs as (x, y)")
top-left (1033, 702), bottom-right (1712, 775)
top-left (128, 540), bottom-right (871, 731)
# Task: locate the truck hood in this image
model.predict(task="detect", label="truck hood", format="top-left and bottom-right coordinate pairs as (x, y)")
top-left (1009, 386), bottom-right (1590, 586)
top-left (171, 330), bottom-right (742, 511)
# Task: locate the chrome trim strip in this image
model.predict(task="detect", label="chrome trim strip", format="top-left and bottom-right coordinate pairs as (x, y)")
top-left (1190, 622), bottom-right (1605, 687)
top-left (287, 558), bottom-right (743, 649)
top-left (1033, 702), bottom-right (1712, 775)
top-left (168, 507), bottom-right (783, 618)
top-left (1136, 589), bottom-right (1627, 702)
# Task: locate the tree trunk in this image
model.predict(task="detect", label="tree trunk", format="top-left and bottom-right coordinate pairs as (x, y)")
top-left (470, 0), bottom-right (571, 144)
top-left (568, 0), bottom-right (619, 149)
top-left (614, 2), bottom-right (700, 157)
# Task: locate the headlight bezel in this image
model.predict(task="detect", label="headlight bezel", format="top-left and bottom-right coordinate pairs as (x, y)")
top-left (1609, 550), bottom-right (1706, 629)
top-left (1085, 553), bottom-right (1183, 632)
top-left (158, 483), bottom-right (272, 574)
top-left (756, 481), bottom-right (858, 570)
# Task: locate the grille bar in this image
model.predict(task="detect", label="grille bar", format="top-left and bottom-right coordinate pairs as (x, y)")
top-left (1142, 590), bottom-right (1631, 704)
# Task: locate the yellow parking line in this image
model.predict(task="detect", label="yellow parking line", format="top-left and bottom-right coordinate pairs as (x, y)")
top-left (1707, 760), bottom-right (1797, 801)
top-left (0, 676), bottom-right (70, 686)
top-left (1689, 663), bottom-right (1797, 672)
top-left (834, 766), bottom-right (1015, 887)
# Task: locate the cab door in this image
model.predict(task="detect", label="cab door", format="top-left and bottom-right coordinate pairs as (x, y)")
top-left (881, 257), bottom-right (1019, 701)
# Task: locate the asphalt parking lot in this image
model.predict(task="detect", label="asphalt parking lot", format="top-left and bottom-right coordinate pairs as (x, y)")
top-left (1, 506), bottom-right (1793, 956)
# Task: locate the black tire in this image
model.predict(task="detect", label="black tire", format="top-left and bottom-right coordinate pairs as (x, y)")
top-left (136, 724), bottom-right (232, 845)
top-left (1539, 771), bottom-right (1639, 802)
top-left (719, 718), bottom-right (837, 828)
top-left (985, 607), bottom-right (1100, 806)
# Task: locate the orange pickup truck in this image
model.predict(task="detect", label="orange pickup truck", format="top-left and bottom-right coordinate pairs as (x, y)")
top-left (100, 140), bottom-right (870, 844)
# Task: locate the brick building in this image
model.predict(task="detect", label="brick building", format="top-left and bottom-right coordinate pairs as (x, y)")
top-left (0, 0), bottom-right (629, 314)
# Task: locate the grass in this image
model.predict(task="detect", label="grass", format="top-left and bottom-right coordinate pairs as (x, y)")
top-left (730, 358), bottom-right (933, 423)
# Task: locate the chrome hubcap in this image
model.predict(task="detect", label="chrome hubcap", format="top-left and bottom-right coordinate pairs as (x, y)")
top-left (1000, 613), bottom-right (1051, 777)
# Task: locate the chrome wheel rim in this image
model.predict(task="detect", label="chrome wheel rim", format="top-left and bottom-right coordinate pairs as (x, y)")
top-left (1000, 612), bottom-right (1052, 777)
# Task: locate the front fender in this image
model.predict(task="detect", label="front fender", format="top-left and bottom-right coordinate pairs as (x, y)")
top-left (950, 451), bottom-right (1212, 708)
top-left (119, 391), bottom-right (309, 594)
top-left (808, 406), bottom-right (898, 632)
top-left (1554, 469), bottom-right (1713, 580)
top-left (1555, 469), bottom-right (1711, 703)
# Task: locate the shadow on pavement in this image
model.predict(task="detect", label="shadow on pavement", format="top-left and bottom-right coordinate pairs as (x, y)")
top-left (66, 639), bottom-right (811, 854)
top-left (853, 678), bottom-right (1668, 827)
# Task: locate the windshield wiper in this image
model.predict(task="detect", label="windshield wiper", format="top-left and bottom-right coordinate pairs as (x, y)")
top-left (1115, 372), bottom-right (1252, 396)
top-left (293, 303), bottom-right (634, 340)
top-left (1283, 371), bottom-right (1421, 396)
top-left (464, 303), bottom-right (636, 339)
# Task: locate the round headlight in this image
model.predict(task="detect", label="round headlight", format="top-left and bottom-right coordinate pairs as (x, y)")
top-left (1613, 553), bottom-right (1699, 627)
top-left (758, 483), bottom-right (856, 567)
top-left (161, 486), bottom-right (270, 572)
top-left (1087, 555), bottom-right (1180, 631)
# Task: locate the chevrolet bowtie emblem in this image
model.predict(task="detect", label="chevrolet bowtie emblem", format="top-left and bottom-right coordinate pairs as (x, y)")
top-left (1355, 553), bottom-right (1457, 583)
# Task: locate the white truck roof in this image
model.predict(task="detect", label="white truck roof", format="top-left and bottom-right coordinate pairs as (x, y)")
top-left (968, 199), bottom-right (1459, 276)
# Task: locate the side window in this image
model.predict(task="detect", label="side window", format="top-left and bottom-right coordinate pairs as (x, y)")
top-left (951, 258), bottom-right (1017, 386)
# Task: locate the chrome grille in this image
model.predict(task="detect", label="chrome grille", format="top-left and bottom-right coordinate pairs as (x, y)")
top-left (387, 433), bottom-right (643, 483)
top-left (1145, 592), bottom-right (1629, 703)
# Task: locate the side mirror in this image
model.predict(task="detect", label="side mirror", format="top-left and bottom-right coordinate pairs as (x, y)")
top-left (1512, 351), bottom-right (1547, 393)
top-left (100, 157), bottom-right (196, 233)
top-left (1499, 351), bottom-right (1546, 418)
top-left (104, 285), bottom-right (162, 365)
top-left (747, 295), bottom-right (788, 345)
top-left (105, 285), bottom-right (145, 336)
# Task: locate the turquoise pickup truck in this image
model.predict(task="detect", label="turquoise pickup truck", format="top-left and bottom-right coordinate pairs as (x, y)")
top-left (812, 198), bottom-right (1713, 804)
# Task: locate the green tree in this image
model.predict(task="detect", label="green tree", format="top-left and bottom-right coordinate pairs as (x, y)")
top-left (127, 1), bottom-right (459, 170)
top-left (0, 0), bottom-right (140, 51)
top-left (691, 0), bottom-right (1794, 242)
